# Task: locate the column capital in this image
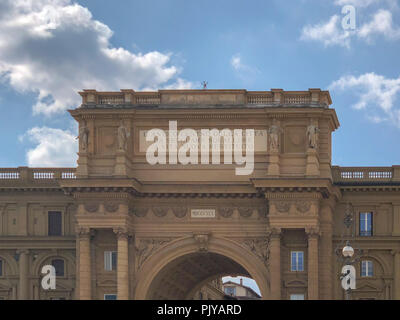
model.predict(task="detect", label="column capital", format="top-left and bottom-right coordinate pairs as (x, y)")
top-left (16, 249), bottom-right (30, 256)
top-left (75, 226), bottom-right (92, 238)
top-left (113, 227), bottom-right (129, 240)
top-left (267, 227), bottom-right (282, 239)
top-left (305, 227), bottom-right (321, 238)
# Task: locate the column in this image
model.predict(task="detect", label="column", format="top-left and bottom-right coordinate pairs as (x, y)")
top-left (394, 251), bottom-right (400, 300)
top-left (18, 250), bottom-right (29, 300)
top-left (77, 227), bottom-right (91, 300)
top-left (307, 228), bottom-right (319, 300)
top-left (114, 228), bottom-right (129, 300)
top-left (269, 228), bottom-right (281, 299)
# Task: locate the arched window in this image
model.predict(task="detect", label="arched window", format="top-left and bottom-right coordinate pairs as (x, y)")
top-left (51, 259), bottom-right (65, 277)
top-left (361, 260), bottom-right (373, 277)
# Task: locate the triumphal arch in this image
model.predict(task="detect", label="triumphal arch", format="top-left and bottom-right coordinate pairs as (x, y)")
top-left (0, 88), bottom-right (399, 300)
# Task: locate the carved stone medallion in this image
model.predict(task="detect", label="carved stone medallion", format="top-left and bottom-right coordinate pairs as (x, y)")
top-left (104, 202), bottom-right (119, 213)
top-left (131, 207), bottom-right (148, 217)
top-left (152, 207), bottom-right (168, 218)
top-left (172, 207), bottom-right (187, 218)
top-left (238, 207), bottom-right (253, 218)
top-left (219, 207), bottom-right (234, 218)
top-left (84, 203), bottom-right (99, 213)
top-left (275, 201), bottom-right (291, 213)
top-left (295, 201), bottom-right (311, 214)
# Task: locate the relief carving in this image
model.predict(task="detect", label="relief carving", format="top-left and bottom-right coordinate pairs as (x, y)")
top-left (194, 234), bottom-right (209, 252)
top-left (84, 203), bottom-right (99, 213)
top-left (135, 238), bottom-right (172, 269)
top-left (242, 238), bottom-right (270, 268)
top-left (131, 207), bottom-right (148, 217)
top-left (274, 201), bottom-right (291, 213)
top-left (219, 207), bottom-right (234, 218)
top-left (295, 201), bottom-right (311, 214)
top-left (238, 207), bottom-right (253, 218)
top-left (104, 202), bottom-right (119, 213)
top-left (152, 207), bottom-right (169, 218)
top-left (172, 207), bottom-right (187, 218)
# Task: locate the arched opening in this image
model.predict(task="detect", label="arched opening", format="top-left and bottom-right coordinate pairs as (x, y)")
top-left (147, 252), bottom-right (257, 299)
top-left (134, 236), bottom-right (269, 300)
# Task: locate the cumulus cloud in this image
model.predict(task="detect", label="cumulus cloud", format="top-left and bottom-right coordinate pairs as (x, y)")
top-left (300, 6), bottom-right (400, 47)
top-left (0, 0), bottom-right (193, 116)
top-left (334, 0), bottom-right (382, 7)
top-left (334, 0), bottom-right (398, 8)
top-left (300, 15), bottom-right (352, 48)
top-left (230, 54), bottom-right (259, 83)
top-left (329, 72), bottom-right (400, 127)
top-left (21, 126), bottom-right (78, 167)
top-left (358, 9), bottom-right (400, 40)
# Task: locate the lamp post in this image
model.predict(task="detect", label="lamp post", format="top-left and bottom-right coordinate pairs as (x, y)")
top-left (336, 203), bottom-right (363, 300)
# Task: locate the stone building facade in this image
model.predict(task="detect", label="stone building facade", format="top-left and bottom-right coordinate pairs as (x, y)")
top-left (0, 88), bottom-right (399, 300)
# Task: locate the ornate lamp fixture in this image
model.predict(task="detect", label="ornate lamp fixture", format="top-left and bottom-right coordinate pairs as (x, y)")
top-left (335, 203), bottom-right (363, 300)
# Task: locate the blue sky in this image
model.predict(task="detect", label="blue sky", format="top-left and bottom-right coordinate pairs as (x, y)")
top-left (0, 0), bottom-right (399, 168)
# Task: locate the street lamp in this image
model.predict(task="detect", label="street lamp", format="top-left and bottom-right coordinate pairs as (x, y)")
top-left (336, 203), bottom-right (363, 300)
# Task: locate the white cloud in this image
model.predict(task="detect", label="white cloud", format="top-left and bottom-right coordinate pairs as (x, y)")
top-left (334, 0), bottom-right (382, 7)
top-left (300, 8), bottom-right (400, 47)
top-left (358, 9), bottom-right (400, 40)
top-left (0, 0), bottom-right (193, 116)
top-left (329, 72), bottom-right (400, 127)
top-left (22, 126), bottom-right (78, 167)
top-left (230, 54), bottom-right (259, 83)
top-left (300, 15), bottom-right (351, 48)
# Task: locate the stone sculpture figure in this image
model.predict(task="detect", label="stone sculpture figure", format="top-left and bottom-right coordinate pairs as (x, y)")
top-left (268, 121), bottom-right (282, 153)
top-left (118, 121), bottom-right (130, 151)
top-left (77, 121), bottom-right (89, 151)
top-left (306, 124), bottom-right (320, 149)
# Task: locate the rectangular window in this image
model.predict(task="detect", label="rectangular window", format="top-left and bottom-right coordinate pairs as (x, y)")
top-left (104, 294), bottom-right (117, 300)
top-left (0, 260), bottom-right (3, 276)
top-left (48, 211), bottom-right (62, 236)
top-left (51, 259), bottom-right (65, 277)
top-left (291, 251), bottom-right (304, 272)
top-left (104, 251), bottom-right (117, 271)
top-left (360, 212), bottom-right (373, 236)
top-left (224, 287), bottom-right (236, 296)
top-left (290, 294), bottom-right (305, 300)
top-left (361, 260), bottom-right (373, 277)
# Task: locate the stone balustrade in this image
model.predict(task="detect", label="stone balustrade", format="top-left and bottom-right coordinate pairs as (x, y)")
top-left (0, 167), bottom-right (76, 186)
top-left (78, 88), bottom-right (332, 106)
top-left (331, 166), bottom-right (400, 183)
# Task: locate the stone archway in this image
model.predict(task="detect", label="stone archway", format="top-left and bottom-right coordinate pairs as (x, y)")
top-left (133, 236), bottom-right (270, 300)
